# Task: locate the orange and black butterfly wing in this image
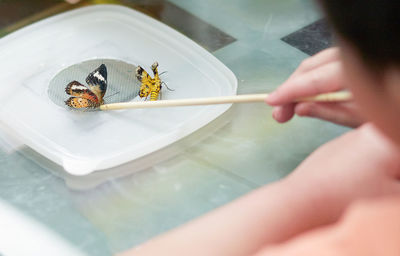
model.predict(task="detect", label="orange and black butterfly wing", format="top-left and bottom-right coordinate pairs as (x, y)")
top-left (65, 97), bottom-right (98, 109)
top-left (86, 64), bottom-right (107, 100)
top-left (65, 81), bottom-right (99, 109)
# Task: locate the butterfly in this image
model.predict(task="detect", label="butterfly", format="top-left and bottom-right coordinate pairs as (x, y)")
top-left (65, 64), bottom-right (107, 109)
top-left (136, 62), bottom-right (172, 101)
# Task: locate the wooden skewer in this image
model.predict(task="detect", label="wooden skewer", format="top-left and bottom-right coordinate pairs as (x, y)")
top-left (99, 91), bottom-right (352, 111)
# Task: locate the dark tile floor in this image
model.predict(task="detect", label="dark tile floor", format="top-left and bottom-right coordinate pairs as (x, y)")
top-left (281, 19), bottom-right (333, 55)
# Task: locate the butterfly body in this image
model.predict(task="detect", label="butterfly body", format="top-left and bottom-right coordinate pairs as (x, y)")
top-left (136, 62), bottom-right (162, 101)
top-left (65, 64), bottom-right (107, 109)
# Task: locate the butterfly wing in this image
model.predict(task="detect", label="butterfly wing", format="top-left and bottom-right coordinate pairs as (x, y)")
top-left (151, 62), bottom-right (159, 77)
top-left (65, 97), bottom-right (98, 108)
top-left (65, 81), bottom-right (99, 101)
top-left (149, 62), bottom-right (162, 101)
top-left (85, 64), bottom-right (107, 101)
top-left (136, 66), bottom-right (153, 99)
top-left (65, 81), bottom-right (99, 108)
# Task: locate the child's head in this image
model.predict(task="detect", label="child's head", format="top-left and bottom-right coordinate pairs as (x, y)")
top-left (318, 0), bottom-right (400, 144)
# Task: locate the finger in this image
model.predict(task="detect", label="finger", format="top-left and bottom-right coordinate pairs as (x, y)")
top-left (266, 47), bottom-right (341, 108)
top-left (272, 104), bottom-right (295, 123)
top-left (289, 47), bottom-right (340, 79)
top-left (266, 61), bottom-right (344, 106)
top-left (295, 102), bottom-right (363, 128)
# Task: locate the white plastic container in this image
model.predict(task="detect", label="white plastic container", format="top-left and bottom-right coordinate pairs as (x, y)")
top-left (0, 5), bottom-right (237, 175)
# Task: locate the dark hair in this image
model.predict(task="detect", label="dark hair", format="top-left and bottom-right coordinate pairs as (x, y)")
top-left (318, 1), bottom-right (400, 70)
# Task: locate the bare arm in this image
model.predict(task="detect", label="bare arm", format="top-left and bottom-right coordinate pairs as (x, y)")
top-left (118, 125), bottom-right (400, 256)
top-left (254, 196), bottom-right (400, 256)
top-left (118, 180), bottom-right (322, 256)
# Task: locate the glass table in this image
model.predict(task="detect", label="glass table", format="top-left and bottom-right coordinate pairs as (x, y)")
top-left (0, 0), bottom-right (348, 255)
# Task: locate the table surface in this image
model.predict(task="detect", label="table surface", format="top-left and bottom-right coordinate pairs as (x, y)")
top-left (0, 0), bottom-right (348, 255)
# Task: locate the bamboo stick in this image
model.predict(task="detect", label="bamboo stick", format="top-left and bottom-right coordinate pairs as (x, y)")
top-left (100, 91), bottom-right (352, 111)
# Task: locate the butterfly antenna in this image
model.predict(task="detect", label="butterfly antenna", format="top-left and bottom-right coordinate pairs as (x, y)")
top-left (159, 71), bottom-right (168, 76)
top-left (162, 81), bottom-right (174, 91)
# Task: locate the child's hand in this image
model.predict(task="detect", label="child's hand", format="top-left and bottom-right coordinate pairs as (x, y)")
top-left (254, 197), bottom-right (400, 256)
top-left (265, 47), bottom-right (364, 127)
